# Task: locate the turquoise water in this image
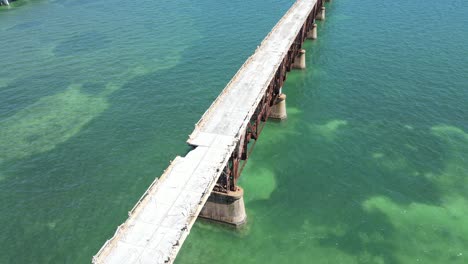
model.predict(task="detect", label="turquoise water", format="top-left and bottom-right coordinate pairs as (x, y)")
top-left (1, 0), bottom-right (468, 263)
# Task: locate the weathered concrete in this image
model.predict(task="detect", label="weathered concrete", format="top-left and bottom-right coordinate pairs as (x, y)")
top-left (187, 0), bottom-right (318, 145)
top-left (93, 0), bottom-right (325, 263)
top-left (269, 93), bottom-right (287, 120)
top-left (199, 187), bottom-right (246, 226)
top-left (293, 49), bottom-right (306, 69)
top-left (307, 23), bottom-right (318, 40)
top-left (317, 7), bottom-right (326, 20)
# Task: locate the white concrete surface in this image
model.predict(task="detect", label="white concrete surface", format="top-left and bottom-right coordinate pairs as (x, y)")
top-left (93, 1), bottom-right (317, 263)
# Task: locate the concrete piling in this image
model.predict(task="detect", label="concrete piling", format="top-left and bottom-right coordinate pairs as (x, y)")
top-left (199, 187), bottom-right (246, 226)
top-left (307, 23), bottom-right (318, 40)
top-left (317, 7), bottom-right (326, 20)
top-left (293, 49), bottom-right (306, 69)
top-left (269, 93), bottom-right (287, 120)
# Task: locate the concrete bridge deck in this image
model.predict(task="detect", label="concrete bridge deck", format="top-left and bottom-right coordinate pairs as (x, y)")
top-left (93, 0), bottom-right (319, 263)
top-left (188, 0), bottom-right (316, 147)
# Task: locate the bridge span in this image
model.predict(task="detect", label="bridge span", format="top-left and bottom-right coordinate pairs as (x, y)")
top-left (93, 0), bottom-right (328, 263)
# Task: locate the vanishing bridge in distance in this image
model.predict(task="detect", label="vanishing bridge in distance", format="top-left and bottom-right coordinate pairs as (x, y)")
top-left (93, 0), bottom-right (329, 263)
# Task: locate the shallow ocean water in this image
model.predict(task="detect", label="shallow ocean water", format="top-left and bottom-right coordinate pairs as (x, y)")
top-left (1, 0), bottom-right (468, 263)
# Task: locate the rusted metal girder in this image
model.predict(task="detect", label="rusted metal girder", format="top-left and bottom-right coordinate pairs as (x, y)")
top-left (213, 0), bottom-right (324, 194)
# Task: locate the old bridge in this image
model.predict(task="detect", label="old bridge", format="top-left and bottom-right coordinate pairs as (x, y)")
top-left (93, 0), bottom-right (329, 263)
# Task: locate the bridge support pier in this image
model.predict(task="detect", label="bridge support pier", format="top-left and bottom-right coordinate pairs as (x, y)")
top-left (269, 93), bottom-right (287, 120)
top-left (307, 24), bottom-right (318, 40)
top-left (293, 49), bottom-right (306, 69)
top-left (317, 7), bottom-right (326, 20)
top-left (199, 187), bottom-right (246, 226)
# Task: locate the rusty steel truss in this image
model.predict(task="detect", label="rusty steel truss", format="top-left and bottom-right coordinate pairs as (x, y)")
top-left (213, 0), bottom-right (324, 194)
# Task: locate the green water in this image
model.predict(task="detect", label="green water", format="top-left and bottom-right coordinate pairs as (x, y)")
top-left (1, 0), bottom-right (468, 263)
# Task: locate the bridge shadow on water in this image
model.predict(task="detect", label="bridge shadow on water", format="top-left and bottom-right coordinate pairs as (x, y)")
top-left (245, 123), bottom-right (442, 263)
top-left (179, 0), bottom-right (468, 262)
top-left (179, 66), bottom-right (468, 263)
top-left (231, 70), bottom-right (468, 263)
top-left (246, 134), bottom-right (463, 263)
